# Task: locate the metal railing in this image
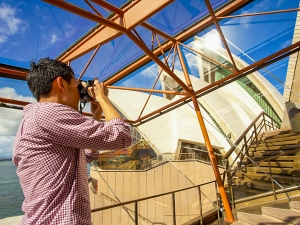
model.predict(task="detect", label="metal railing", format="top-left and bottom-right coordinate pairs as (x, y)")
top-left (95, 154), bottom-right (169, 171)
top-left (91, 180), bottom-right (221, 225)
top-left (223, 112), bottom-right (280, 161)
top-left (222, 112), bottom-right (300, 208)
top-left (180, 147), bottom-right (224, 167)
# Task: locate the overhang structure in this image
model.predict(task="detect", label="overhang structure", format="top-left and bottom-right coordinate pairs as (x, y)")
top-left (1, 0), bottom-right (300, 221)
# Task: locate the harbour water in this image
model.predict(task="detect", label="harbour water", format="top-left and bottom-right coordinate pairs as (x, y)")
top-left (0, 161), bottom-right (92, 220)
top-left (0, 161), bottom-right (24, 219)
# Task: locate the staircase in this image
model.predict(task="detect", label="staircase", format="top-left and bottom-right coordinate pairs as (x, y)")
top-left (228, 128), bottom-right (300, 224)
top-left (232, 199), bottom-right (300, 225)
top-left (231, 128), bottom-right (300, 200)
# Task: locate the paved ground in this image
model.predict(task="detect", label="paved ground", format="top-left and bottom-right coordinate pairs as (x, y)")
top-left (0, 215), bottom-right (23, 225)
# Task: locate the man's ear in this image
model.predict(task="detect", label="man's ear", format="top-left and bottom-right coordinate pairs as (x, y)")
top-left (54, 76), bottom-right (65, 91)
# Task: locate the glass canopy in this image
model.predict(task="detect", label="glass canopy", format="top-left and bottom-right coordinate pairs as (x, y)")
top-left (0, 0), bottom-right (299, 109)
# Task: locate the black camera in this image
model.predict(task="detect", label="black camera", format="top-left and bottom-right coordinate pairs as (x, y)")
top-left (77, 80), bottom-right (94, 113)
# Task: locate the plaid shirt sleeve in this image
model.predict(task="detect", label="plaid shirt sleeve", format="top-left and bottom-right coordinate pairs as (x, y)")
top-left (85, 149), bottom-right (100, 163)
top-left (35, 103), bottom-right (132, 151)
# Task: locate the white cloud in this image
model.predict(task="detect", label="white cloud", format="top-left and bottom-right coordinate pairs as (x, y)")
top-left (0, 136), bottom-right (15, 158)
top-left (185, 52), bottom-right (198, 72)
top-left (64, 22), bottom-right (76, 38)
top-left (141, 64), bottom-right (158, 78)
top-left (0, 87), bottom-right (35, 157)
top-left (0, 3), bottom-right (22, 44)
top-left (0, 87), bottom-right (36, 102)
top-left (0, 107), bottom-right (22, 136)
top-left (51, 33), bottom-right (58, 45)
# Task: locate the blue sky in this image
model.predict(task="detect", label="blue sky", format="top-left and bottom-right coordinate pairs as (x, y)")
top-left (0, 0), bottom-right (299, 157)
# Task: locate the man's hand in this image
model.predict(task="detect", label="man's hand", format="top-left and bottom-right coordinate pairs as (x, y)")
top-left (91, 102), bottom-right (102, 121)
top-left (84, 77), bottom-right (122, 122)
top-left (87, 78), bottom-right (109, 101)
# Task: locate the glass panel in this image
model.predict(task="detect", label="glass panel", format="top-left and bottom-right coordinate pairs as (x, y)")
top-left (219, 0), bottom-right (298, 64)
top-left (148, 0), bottom-right (230, 36)
top-left (0, 1), bottom-right (96, 68)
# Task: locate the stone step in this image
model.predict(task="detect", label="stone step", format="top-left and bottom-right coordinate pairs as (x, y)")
top-left (246, 167), bottom-right (300, 175)
top-left (252, 149), bottom-right (300, 157)
top-left (257, 161), bottom-right (300, 168)
top-left (290, 201), bottom-right (300, 211)
top-left (249, 144), bottom-right (300, 152)
top-left (257, 129), bottom-right (294, 140)
top-left (232, 178), bottom-right (290, 191)
top-left (254, 139), bottom-right (300, 147)
top-left (239, 161), bottom-right (300, 168)
top-left (237, 212), bottom-right (289, 225)
top-left (249, 155), bottom-right (300, 162)
top-left (235, 172), bottom-right (300, 184)
top-left (257, 133), bottom-right (300, 143)
top-left (262, 207), bottom-right (300, 224)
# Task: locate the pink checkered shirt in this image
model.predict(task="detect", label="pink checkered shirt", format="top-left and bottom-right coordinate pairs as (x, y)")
top-left (13, 102), bottom-right (132, 225)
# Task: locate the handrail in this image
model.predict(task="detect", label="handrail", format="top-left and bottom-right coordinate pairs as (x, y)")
top-left (231, 148), bottom-right (300, 170)
top-left (98, 192), bottom-right (157, 225)
top-left (233, 185), bottom-right (300, 204)
top-left (221, 111), bottom-right (282, 209)
top-left (223, 112), bottom-right (279, 159)
top-left (91, 180), bottom-right (218, 212)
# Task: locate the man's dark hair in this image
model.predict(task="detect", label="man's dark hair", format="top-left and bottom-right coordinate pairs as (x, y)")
top-left (27, 57), bottom-right (74, 101)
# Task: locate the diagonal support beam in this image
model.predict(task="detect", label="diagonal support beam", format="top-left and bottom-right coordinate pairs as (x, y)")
top-left (44, 0), bottom-right (174, 62)
top-left (105, 0), bottom-right (251, 85)
top-left (44, 0), bottom-right (193, 94)
top-left (204, 0), bottom-right (238, 72)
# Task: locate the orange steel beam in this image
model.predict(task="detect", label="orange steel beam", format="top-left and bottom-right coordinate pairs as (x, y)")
top-left (0, 97), bottom-right (134, 123)
top-left (138, 44), bottom-right (175, 119)
top-left (176, 41), bottom-right (234, 220)
top-left (124, 30), bottom-right (194, 95)
top-left (107, 85), bottom-right (186, 95)
top-left (90, 0), bottom-right (123, 14)
top-left (131, 40), bottom-right (300, 125)
top-left (172, 44), bottom-right (177, 71)
top-left (133, 29), bottom-right (147, 47)
top-left (3, 29), bottom-right (298, 126)
top-left (105, 0), bottom-right (251, 85)
top-left (0, 97), bottom-right (28, 106)
top-left (138, 68), bottom-right (165, 119)
top-left (191, 95), bottom-right (234, 222)
top-left (193, 41), bottom-right (300, 97)
top-left (155, 33), bottom-right (169, 66)
top-left (45, 0), bottom-right (194, 95)
top-left (84, 0), bottom-right (104, 17)
top-left (217, 7), bottom-right (300, 19)
top-left (141, 22), bottom-right (176, 42)
top-left (0, 66), bottom-right (28, 80)
top-left (204, 0), bottom-right (238, 72)
top-left (179, 42), bottom-right (234, 72)
top-left (176, 42), bottom-right (193, 89)
top-left (43, 0), bottom-right (126, 31)
top-left (78, 44), bottom-right (101, 81)
top-left (47, 0), bottom-right (174, 62)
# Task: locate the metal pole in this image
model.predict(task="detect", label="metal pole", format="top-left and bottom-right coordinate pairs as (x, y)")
top-left (191, 95), bottom-right (234, 222)
top-left (228, 171), bottom-right (235, 210)
top-left (135, 202), bottom-right (138, 225)
top-left (215, 181), bottom-right (220, 220)
top-left (198, 186), bottom-right (203, 225)
top-left (172, 193), bottom-right (176, 225)
top-left (268, 160), bottom-right (277, 200)
top-left (254, 124), bottom-right (258, 147)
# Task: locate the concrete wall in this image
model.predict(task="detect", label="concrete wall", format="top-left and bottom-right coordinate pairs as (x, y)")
top-left (90, 161), bottom-right (224, 225)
